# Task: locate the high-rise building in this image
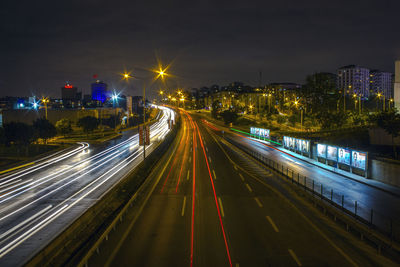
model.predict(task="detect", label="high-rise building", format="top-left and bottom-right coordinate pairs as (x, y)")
top-left (395, 60), bottom-right (400, 109)
top-left (91, 80), bottom-right (108, 103)
top-left (369, 70), bottom-right (393, 98)
top-left (337, 65), bottom-right (370, 98)
top-left (61, 82), bottom-right (78, 101)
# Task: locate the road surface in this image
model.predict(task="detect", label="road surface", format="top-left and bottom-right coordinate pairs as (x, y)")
top-left (90, 110), bottom-right (395, 267)
top-left (0, 106), bottom-right (174, 266)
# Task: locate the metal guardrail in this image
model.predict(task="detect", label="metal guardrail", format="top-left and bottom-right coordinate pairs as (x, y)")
top-left (225, 136), bottom-right (400, 244)
top-left (76, 117), bottom-right (181, 267)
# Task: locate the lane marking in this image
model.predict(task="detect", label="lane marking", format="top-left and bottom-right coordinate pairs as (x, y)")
top-left (236, 264), bottom-right (239, 267)
top-left (187, 170), bottom-right (190, 181)
top-left (206, 147), bottom-right (208, 152)
top-left (288, 249), bottom-right (302, 266)
top-left (239, 173), bottom-right (244, 182)
top-left (208, 156), bottom-right (212, 163)
top-left (189, 156), bottom-right (192, 163)
top-left (234, 165), bottom-right (238, 170)
top-left (245, 183), bottom-right (252, 193)
top-left (0, 162), bottom-right (35, 175)
top-left (193, 120), bottom-right (232, 267)
top-left (213, 170), bottom-right (217, 180)
top-left (254, 197), bottom-right (263, 208)
top-left (207, 124), bottom-right (359, 267)
top-left (218, 197), bottom-right (225, 217)
top-left (266, 216), bottom-right (279, 232)
top-left (181, 196), bottom-right (187, 216)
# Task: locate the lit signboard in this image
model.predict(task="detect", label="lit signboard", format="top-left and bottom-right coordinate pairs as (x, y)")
top-left (317, 144), bottom-right (326, 158)
top-left (327, 146), bottom-right (338, 161)
top-left (338, 148), bottom-right (351, 165)
top-left (352, 151), bottom-right (367, 170)
top-left (283, 136), bottom-right (310, 153)
top-left (250, 127), bottom-right (270, 139)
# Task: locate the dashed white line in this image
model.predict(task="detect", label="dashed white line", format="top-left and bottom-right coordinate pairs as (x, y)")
top-left (218, 197), bottom-right (225, 217)
top-left (288, 249), bottom-right (302, 266)
top-left (206, 147), bottom-right (208, 152)
top-left (187, 170), bottom-right (190, 180)
top-left (189, 156), bottom-right (192, 163)
top-left (245, 183), bottom-right (253, 193)
top-left (254, 197), bottom-right (263, 208)
top-left (239, 173), bottom-right (244, 182)
top-left (181, 196), bottom-right (187, 216)
top-left (208, 156), bottom-right (212, 163)
top-left (266, 216), bottom-right (279, 232)
top-left (212, 170), bottom-right (217, 180)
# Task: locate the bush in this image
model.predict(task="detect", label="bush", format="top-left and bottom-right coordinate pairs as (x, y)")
top-left (277, 115), bottom-right (287, 124)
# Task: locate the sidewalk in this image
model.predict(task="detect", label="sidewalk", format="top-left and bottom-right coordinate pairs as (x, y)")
top-left (249, 136), bottom-right (400, 197)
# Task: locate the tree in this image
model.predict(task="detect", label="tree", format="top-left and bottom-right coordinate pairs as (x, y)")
top-left (211, 100), bottom-right (221, 119)
top-left (316, 112), bottom-right (348, 130)
top-left (220, 110), bottom-right (239, 125)
top-left (77, 116), bottom-right (99, 136)
top-left (3, 122), bottom-right (35, 146)
top-left (56, 119), bottom-right (73, 137)
top-left (33, 118), bottom-right (57, 144)
top-left (371, 110), bottom-right (400, 158)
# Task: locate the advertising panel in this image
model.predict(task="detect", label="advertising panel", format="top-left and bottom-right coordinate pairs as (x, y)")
top-left (327, 146), bottom-right (338, 161)
top-left (251, 127), bottom-right (270, 139)
top-left (317, 144), bottom-right (326, 158)
top-left (351, 151), bottom-right (367, 170)
top-left (338, 148), bottom-right (351, 165)
top-left (302, 140), bottom-right (310, 153)
top-left (296, 139), bottom-right (302, 151)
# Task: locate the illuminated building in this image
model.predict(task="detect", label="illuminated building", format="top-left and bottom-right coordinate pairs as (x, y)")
top-left (337, 65), bottom-right (370, 98)
top-left (91, 80), bottom-right (108, 103)
top-left (369, 70), bottom-right (393, 98)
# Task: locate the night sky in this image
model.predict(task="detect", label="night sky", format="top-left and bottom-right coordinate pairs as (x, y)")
top-left (1, 0), bottom-right (400, 98)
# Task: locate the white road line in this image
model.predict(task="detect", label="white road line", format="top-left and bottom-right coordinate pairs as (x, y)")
top-left (239, 173), bottom-right (244, 182)
top-left (218, 197), bottom-right (225, 217)
top-left (212, 170), bottom-right (217, 180)
top-left (208, 156), bottom-right (212, 163)
top-left (181, 196), bottom-right (187, 216)
top-left (206, 147), bottom-right (208, 152)
top-left (189, 156), bottom-right (192, 163)
top-left (245, 183), bottom-right (253, 193)
top-left (266, 216), bottom-right (279, 233)
top-left (187, 170), bottom-right (190, 180)
top-left (254, 197), bottom-right (263, 208)
top-left (288, 249), bottom-right (302, 266)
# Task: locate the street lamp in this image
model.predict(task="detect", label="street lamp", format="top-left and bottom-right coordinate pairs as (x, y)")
top-left (389, 98), bottom-right (394, 110)
top-left (41, 98), bottom-right (49, 119)
top-left (111, 92), bottom-right (119, 131)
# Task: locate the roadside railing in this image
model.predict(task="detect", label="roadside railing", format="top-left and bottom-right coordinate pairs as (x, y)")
top-left (225, 136), bottom-right (400, 244)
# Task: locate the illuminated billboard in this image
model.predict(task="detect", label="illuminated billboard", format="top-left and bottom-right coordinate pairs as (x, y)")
top-left (317, 144), bottom-right (326, 158)
top-left (352, 151), bottom-right (367, 170)
top-left (327, 146), bottom-right (338, 161)
top-left (338, 148), bottom-right (351, 165)
top-left (250, 127), bottom-right (270, 139)
top-left (283, 136), bottom-right (310, 153)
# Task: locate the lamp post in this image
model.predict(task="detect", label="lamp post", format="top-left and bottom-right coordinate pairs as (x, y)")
top-left (122, 66), bottom-right (169, 159)
top-left (111, 92), bottom-right (119, 131)
top-left (41, 98), bottom-right (49, 120)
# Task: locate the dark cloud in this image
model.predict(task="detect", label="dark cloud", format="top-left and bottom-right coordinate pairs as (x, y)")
top-left (1, 0), bottom-right (400, 97)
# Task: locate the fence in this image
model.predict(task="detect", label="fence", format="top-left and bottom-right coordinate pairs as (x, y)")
top-left (225, 136), bottom-right (400, 243)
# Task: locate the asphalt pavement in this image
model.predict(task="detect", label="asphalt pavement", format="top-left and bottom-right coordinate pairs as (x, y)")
top-left (97, 111), bottom-right (396, 267)
top-left (0, 106), bottom-right (174, 266)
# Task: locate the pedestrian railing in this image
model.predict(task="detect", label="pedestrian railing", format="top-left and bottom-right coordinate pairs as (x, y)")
top-left (225, 136), bottom-right (400, 243)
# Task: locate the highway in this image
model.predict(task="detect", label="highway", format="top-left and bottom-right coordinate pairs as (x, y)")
top-left (90, 110), bottom-right (395, 267)
top-left (0, 106), bottom-right (174, 266)
top-left (222, 126), bottom-right (400, 233)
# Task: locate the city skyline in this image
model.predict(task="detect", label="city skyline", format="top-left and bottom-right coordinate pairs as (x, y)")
top-left (1, 0), bottom-right (400, 98)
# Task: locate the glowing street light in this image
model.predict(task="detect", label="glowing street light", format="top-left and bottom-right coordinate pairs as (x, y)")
top-left (41, 98), bottom-right (49, 119)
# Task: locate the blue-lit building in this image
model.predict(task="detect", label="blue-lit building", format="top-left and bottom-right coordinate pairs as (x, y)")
top-left (91, 80), bottom-right (108, 102)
